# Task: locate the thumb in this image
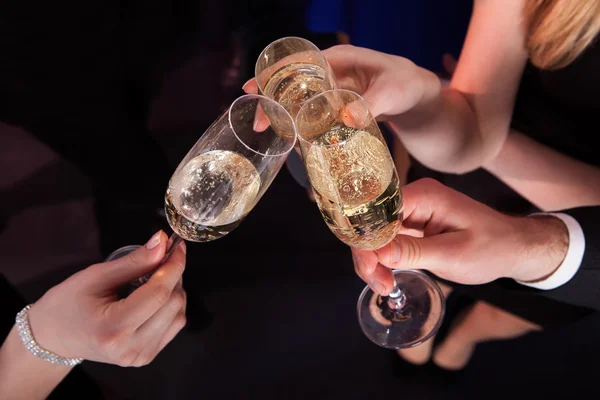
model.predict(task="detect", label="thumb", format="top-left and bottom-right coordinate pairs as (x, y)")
top-left (442, 53), bottom-right (458, 76)
top-left (253, 102), bottom-right (271, 132)
top-left (92, 231), bottom-right (168, 290)
top-left (242, 78), bottom-right (259, 94)
top-left (360, 91), bottom-right (384, 120)
top-left (341, 99), bottom-right (371, 130)
top-left (376, 232), bottom-right (465, 273)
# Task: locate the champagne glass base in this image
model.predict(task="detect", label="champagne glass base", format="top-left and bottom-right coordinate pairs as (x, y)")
top-left (105, 245), bottom-right (144, 298)
top-left (105, 245), bottom-right (142, 262)
top-left (357, 270), bottom-right (445, 349)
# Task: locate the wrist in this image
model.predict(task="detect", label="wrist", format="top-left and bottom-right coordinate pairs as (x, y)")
top-left (27, 302), bottom-right (73, 360)
top-left (509, 215), bottom-right (569, 282)
top-left (0, 326), bottom-right (73, 400)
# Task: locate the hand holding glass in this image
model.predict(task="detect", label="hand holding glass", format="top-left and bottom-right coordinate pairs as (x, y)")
top-left (107, 95), bottom-right (296, 294)
top-left (295, 89), bottom-right (445, 349)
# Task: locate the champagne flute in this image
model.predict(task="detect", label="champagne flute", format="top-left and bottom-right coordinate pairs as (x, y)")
top-left (295, 89), bottom-right (445, 349)
top-left (255, 36), bottom-right (336, 117)
top-left (255, 36), bottom-right (337, 188)
top-left (106, 94), bottom-right (296, 295)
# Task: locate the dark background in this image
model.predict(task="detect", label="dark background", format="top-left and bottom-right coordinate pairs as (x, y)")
top-left (1, 0), bottom-right (598, 398)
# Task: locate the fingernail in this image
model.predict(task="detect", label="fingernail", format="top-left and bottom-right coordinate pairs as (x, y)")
top-left (179, 241), bottom-right (187, 254)
top-left (370, 279), bottom-right (387, 295)
top-left (242, 79), bottom-right (252, 90)
top-left (146, 231), bottom-right (162, 250)
top-left (253, 118), bottom-right (259, 131)
top-left (390, 239), bottom-right (401, 263)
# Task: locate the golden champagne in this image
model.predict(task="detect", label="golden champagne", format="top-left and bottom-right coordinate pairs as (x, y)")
top-left (262, 62), bottom-right (326, 105)
top-left (165, 150), bottom-right (260, 242)
top-left (306, 127), bottom-right (403, 250)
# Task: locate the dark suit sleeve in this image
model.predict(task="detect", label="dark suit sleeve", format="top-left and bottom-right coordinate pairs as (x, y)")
top-left (529, 207), bottom-right (600, 311)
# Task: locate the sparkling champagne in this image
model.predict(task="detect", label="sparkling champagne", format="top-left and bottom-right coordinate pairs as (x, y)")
top-left (262, 62), bottom-right (326, 105)
top-left (165, 150), bottom-right (261, 242)
top-left (306, 127), bottom-right (403, 250)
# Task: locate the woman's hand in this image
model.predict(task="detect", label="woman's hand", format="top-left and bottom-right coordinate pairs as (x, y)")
top-left (322, 45), bottom-right (441, 121)
top-left (27, 230), bottom-right (187, 367)
top-left (243, 45), bottom-right (439, 122)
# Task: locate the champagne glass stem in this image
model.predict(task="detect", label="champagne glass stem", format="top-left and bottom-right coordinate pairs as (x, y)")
top-left (386, 283), bottom-right (407, 310)
top-left (118, 232), bottom-right (184, 298)
top-left (161, 232), bottom-right (184, 263)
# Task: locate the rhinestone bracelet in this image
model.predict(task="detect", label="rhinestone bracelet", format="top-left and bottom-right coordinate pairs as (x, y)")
top-left (15, 305), bottom-right (83, 367)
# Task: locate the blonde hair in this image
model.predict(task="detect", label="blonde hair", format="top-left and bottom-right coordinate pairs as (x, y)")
top-left (524, 0), bottom-right (600, 70)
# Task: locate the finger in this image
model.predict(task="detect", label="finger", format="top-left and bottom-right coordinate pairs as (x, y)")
top-left (322, 45), bottom-right (362, 78)
top-left (375, 232), bottom-right (465, 274)
top-left (322, 45), bottom-right (377, 95)
top-left (253, 102), bottom-right (271, 132)
top-left (242, 78), bottom-right (258, 94)
top-left (117, 241), bottom-right (187, 328)
top-left (341, 100), bottom-right (370, 130)
top-left (442, 53), bottom-right (458, 76)
top-left (351, 249), bottom-right (393, 296)
top-left (155, 311), bottom-right (187, 355)
top-left (127, 288), bottom-right (186, 367)
top-left (134, 286), bottom-right (186, 344)
top-left (400, 178), bottom-right (469, 235)
top-left (352, 248), bottom-right (379, 277)
top-left (92, 231), bottom-right (168, 291)
top-left (368, 263), bottom-right (395, 296)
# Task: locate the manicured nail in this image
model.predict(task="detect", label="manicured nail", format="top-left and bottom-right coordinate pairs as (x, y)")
top-left (253, 118), bottom-right (259, 131)
top-left (390, 239), bottom-right (401, 263)
top-left (242, 79), bottom-right (252, 90)
top-left (146, 231), bottom-right (162, 250)
top-left (370, 279), bottom-right (387, 296)
top-left (179, 241), bottom-right (187, 254)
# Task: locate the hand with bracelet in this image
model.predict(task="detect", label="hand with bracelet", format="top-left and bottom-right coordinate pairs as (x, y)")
top-left (0, 231), bottom-right (187, 400)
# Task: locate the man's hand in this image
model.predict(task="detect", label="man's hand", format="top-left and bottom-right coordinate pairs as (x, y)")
top-left (352, 179), bottom-right (569, 295)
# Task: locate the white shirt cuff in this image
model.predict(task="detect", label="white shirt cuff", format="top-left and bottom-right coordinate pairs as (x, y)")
top-left (516, 213), bottom-right (585, 290)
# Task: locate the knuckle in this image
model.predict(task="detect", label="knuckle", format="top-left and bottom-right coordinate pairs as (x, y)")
top-left (116, 346), bottom-right (143, 367)
top-left (116, 353), bottom-right (135, 367)
top-left (126, 249), bottom-right (143, 266)
top-left (175, 313), bottom-right (187, 331)
top-left (170, 290), bottom-right (186, 312)
top-left (83, 263), bottom-right (102, 276)
top-left (132, 353), bottom-right (154, 367)
top-left (95, 331), bottom-right (121, 354)
top-left (175, 261), bottom-right (186, 276)
top-left (352, 261), bottom-right (368, 282)
top-left (330, 44), bottom-right (354, 52)
top-left (418, 177), bottom-right (442, 190)
top-left (400, 236), bottom-right (421, 267)
top-left (153, 284), bottom-right (172, 308)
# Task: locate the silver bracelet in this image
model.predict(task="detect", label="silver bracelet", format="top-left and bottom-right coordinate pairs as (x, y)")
top-left (15, 305), bottom-right (83, 367)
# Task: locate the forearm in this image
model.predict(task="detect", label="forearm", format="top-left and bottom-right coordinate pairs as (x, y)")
top-left (512, 207), bottom-right (599, 311)
top-left (485, 130), bottom-right (600, 211)
top-left (510, 214), bottom-right (569, 283)
top-left (389, 74), bottom-right (496, 174)
top-left (0, 326), bottom-right (73, 400)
